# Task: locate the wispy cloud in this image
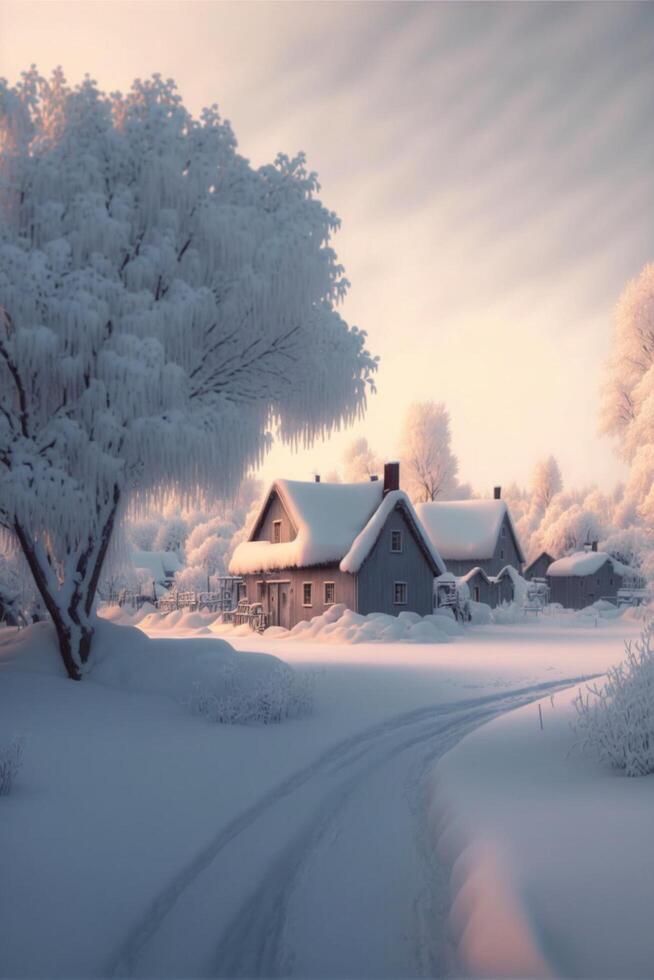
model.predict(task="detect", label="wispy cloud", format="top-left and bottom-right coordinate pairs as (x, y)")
top-left (3, 0), bottom-right (653, 489)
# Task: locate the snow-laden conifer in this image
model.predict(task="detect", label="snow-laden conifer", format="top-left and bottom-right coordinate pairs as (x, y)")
top-left (0, 69), bottom-right (376, 678)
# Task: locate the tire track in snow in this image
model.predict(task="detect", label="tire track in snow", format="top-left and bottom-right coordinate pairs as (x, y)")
top-left (107, 676), bottom-right (592, 978)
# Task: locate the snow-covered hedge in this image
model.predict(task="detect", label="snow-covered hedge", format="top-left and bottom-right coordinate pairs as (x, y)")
top-left (574, 621), bottom-right (654, 776)
top-left (0, 737), bottom-right (24, 796)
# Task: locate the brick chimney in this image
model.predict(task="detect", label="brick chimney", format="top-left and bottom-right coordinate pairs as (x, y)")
top-left (314, 474), bottom-right (320, 483)
top-left (383, 461), bottom-right (400, 495)
top-left (494, 486), bottom-right (502, 500)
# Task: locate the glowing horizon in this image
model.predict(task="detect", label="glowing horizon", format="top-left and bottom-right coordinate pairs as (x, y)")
top-left (3, 0), bottom-right (653, 494)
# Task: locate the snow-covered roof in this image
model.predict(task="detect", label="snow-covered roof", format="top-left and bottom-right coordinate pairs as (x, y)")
top-left (229, 480), bottom-right (445, 576)
top-left (458, 566), bottom-right (490, 585)
top-left (132, 549), bottom-right (181, 583)
top-left (341, 490), bottom-right (446, 575)
top-left (415, 499), bottom-right (525, 563)
top-left (546, 551), bottom-right (634, 578)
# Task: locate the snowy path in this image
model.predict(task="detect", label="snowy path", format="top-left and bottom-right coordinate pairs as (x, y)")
top-left (108, 677), bottom-right (588, 980)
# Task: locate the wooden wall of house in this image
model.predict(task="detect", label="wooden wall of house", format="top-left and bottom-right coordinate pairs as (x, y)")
top-left (256, 492), bottom-right (296, 543)
top-left (465, 571), bottom-right (495, 607)
top-left (443, 514), bottom-right (522, 578)
top-left (548, 560), bottom-right (621, 609)
top-left (356, 506), bottom-right (434, 616)
top-left (242, 565), bottom-right (356, 628)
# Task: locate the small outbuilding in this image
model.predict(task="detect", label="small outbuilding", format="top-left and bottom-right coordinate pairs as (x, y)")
top-left (458, 564), bottom-right (519, 608)
top-left (547, 547), bottom-right (645, 610)
top-left (229, 463), bottom-right (446, 628)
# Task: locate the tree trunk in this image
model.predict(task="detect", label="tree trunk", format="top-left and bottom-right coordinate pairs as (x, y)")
top-left (13, 485), bottom-right (121, 680)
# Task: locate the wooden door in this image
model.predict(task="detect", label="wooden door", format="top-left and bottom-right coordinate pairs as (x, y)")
top-left (267, 583), bottom-right (279, 626)
top-left (279, 583), bottom-right (291, 629)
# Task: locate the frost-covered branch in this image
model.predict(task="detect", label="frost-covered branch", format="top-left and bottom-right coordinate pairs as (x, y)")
top-left (0, 68), bottom-right (376, 677)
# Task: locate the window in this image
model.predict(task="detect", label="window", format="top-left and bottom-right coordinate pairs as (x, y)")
top-left (393, 581), bottom-right (408, 605)
top-left (390, 530), bottom-right (403, 553)
top-left (500, 548), bottom-right (505, 559)
top-left (501, 524), bottom-right (506, 538)
top-left (303, 582), bottom-right (313, 606)
top-left (324, 582), bottom-right (335, 605)
top-left (257, 581), bottom-right (264, 601)
top-left (272, 520), bottom-right (282, 544)
top-left (596, 577), bottom-right (601, 586)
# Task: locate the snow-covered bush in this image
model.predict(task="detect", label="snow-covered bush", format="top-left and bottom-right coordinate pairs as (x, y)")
top-left (574, 621), bottom-right (654, 776)
top-left (0, 736), bottom-right (24, 796)
top-left (187, 663), bottom-right (313, 725)
top-left (467, 600), bottom-right (492, 625)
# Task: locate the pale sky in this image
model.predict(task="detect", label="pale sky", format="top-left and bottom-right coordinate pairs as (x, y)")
top-left (3, 1), bottom-right (654, 493)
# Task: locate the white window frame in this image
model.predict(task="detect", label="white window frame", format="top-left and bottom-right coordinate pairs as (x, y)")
top-left (324, 581), bottom-right (335, 605)
top-left (390, 530), bottom-right (403, 553)
top-left (393, 581), bottom-right (408, 606)
top-left (302, 582), bottom-right (313, 607)
top-left (272, 520), bottom-right (282, 544)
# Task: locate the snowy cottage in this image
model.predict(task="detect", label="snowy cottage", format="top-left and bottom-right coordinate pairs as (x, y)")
top-left (229, 463), bottom-right (445, 628)
top-left (415, 489), bottom-right (525, 578)
top-left (546, 545), bottom-right (645, 609)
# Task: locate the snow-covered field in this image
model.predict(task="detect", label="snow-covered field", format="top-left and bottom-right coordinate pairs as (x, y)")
top-left (433, 686), bottom-right (654, 978)
top-left (0, 613), bottom-right (645, 978)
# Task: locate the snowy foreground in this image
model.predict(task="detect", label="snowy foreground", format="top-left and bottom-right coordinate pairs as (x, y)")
top-left (0, 612), bottom-right (648, 978)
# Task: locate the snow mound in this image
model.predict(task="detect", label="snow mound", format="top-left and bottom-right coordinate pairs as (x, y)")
top-left (0, 620), bottom-right (308, 725)
top-left (260, 603), bottom-right (455, 644)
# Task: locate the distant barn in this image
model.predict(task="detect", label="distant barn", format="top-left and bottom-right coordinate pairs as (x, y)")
top-left (547, 546), bottom-right (645, 609)
top-left (415, 488), bottom-right (525, 579)
top-left (229, 463), bottom-right (445, 628)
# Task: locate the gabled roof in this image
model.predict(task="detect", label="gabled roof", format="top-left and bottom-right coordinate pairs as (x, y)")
top-left (341, 489), bottom-right (446, 575)
top-left (458, 565), bottom-right (491, 585)
top-left (415, 499), bottom-right (526, 564)
top-left (524, 551), bottom-right (555, 575)
top-left (229, 480), bottom-right (445, 576)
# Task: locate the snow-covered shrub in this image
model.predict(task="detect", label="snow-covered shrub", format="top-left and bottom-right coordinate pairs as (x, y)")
top-left (187, 663), bottom-right (313, 725)
top-left (467, 601), bottom-right (492, 625)
top-left (574, 621), bottom-right (654, 776)
top-left (0, 736), bottom-right (24, 796)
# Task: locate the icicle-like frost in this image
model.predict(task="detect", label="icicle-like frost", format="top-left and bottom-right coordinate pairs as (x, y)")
top-left (0, 69), bottom-right (376, 667)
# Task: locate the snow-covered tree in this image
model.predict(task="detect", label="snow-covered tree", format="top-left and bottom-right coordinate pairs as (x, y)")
top-left (0, 69), bottom-right (376, 679)
top-left (530, 455), bottom-right (562, 511)
top-left (540, 502), bottom-right (606, 558)
top-left (399, 401), bottom-right (462, 502)
top-left (342, 436), bottom-right (380, 483)
top-left (601, 263), bottom-right (654, 461)
top-left (152, 515), bottom-right (188, 558)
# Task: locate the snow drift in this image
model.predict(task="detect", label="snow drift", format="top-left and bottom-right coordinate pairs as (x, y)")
top-left (0, 620), bottom-right (308, 724)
